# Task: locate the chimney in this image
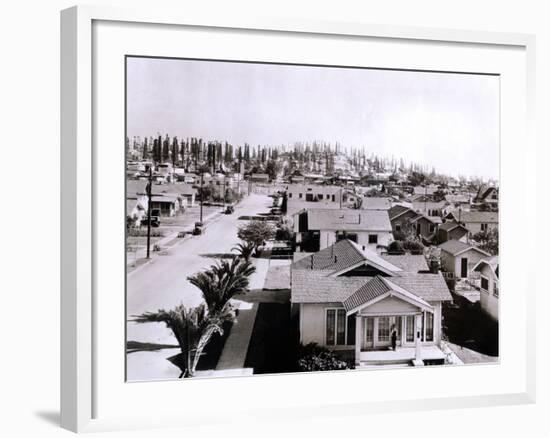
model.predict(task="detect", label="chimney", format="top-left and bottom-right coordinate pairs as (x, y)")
top-left (429, 258), bottom-right (439, 274)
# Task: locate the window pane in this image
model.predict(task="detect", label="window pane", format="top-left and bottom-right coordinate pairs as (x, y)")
top-left (346, 315), bottom-right (356, 346)
top-left (406, 315), bottom-right (414, 342)
top-left (426, 312), bottom-right (434, 342)
top-left (378, 317), bottom-right (390, 342)
top-left (337, 309), bottom-right (346, 345)
top-left (326, 310), bottom-right (335, 345)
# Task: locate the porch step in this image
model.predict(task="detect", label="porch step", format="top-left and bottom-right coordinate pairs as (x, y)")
top-left (360, 361), bottom-right (412, 369)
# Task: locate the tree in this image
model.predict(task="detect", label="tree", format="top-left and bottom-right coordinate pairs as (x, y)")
top-left (188, 258), bottom-right (256, 315)
top-left (265, 159), bottom-right (281, 181)
top-left (472, 228), bottom-right (498, 255)
top-left (237, 221), bottom-right (275, 255)
top-left (132, 303), bottom-right (232, 378)
top-left (232, 241), bottom-right (256, 261)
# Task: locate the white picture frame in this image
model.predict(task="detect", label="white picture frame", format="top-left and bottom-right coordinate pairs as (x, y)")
top-left (61, 5), bottom-right (537, 433)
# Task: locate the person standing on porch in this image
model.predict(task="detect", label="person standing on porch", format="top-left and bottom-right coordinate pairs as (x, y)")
top-left (391, 325), bottom-right (397, 351)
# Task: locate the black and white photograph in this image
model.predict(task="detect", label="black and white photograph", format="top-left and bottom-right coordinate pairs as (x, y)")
top-left (125, 56), bottom-right (500, 382)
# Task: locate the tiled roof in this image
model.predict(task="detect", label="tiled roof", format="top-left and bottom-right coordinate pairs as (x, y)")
top-left (306, 209), bottom-right (391, 231)
top-left (449, 211), bottom-right (498, 224)
top-left (438, 239), bottom-right (490, 256)
top-left (291, 269), bottom-right (369, 303)
top-left (292, 239), bottom-right (369, 272)
top-left (381, 254), bottom-right (429, 272)
top-left (342, 276), bottom-right (390, 312)
top-left (389, 273), bottom-right (453, 302)
top-left (292, 239), bottom-right (402, 275)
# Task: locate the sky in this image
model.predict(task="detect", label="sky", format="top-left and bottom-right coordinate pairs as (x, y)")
top-left (126, 57), bottom-right (499, 180)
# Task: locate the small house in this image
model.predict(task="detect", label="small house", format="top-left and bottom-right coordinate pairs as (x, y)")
top-left (438, 239), bottom-right (491, 279)
top-left (473, 256), bottom-right (499, 320)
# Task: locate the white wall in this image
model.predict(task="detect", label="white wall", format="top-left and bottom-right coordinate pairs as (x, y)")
top-left (1, 1), bottom-right (548, 438)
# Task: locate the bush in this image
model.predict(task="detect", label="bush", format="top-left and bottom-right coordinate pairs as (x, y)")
top-left (388, 240), bottom-right (405, 254)
top-left (152, 243), bottom-right (161, 252)
top-left (128, 228), bottom-right (165, 238)
top-left (297, 343), bottom-right (351, 372)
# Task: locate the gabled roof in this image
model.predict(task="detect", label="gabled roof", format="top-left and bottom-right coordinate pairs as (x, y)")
top-left (439, 220), bottom-right (469, 232)
top-left (343, 275), bottom-right (441, 313)
top-left (305, 209), bottom-right (392, 232)
top-left (292, 239), bottom-right (401, 275)
top-left (438, 239), bottom-right (491, 257)
top-left (473, 256), bottom-right (499, 279)
top-left (291, 269), bottom-right (369, 303)
top-left (389, 205), bottom-right (413, 221)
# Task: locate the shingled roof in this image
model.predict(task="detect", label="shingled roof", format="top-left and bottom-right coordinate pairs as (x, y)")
top-left (291, 240), bottom-right (453, 305)
top-left (438, 239), bottom-right (490, 257)
top-left (292, 239), bottom-right (402, 275)
top-left (448, 210), bottom-right (498, 224)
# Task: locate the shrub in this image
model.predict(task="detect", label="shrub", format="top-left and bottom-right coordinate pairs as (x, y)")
top-left (297, 343), bottom-right (350, 372)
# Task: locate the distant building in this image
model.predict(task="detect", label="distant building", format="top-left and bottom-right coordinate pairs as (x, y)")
top-left (293, 208), bottom-right (393, 252)
top-left (445, 210), bottom-right (498, 236)
top-left (437, 220), bottom-right (469, 244)
top-left (250, 173), bottom-right (270, 183)
top-left (473, 184), bottom-right (499, 208)
top-left (388, 205), bottom-right (440, 242)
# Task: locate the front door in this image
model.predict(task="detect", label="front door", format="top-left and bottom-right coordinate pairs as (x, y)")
top-left (460, 257), bottom-right (468, 278)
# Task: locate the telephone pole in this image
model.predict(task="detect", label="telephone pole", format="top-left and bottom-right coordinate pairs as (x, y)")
top-left (146, 166), bottom-right (153, 258)
top-left (199, 172), bottom-right (204, 223)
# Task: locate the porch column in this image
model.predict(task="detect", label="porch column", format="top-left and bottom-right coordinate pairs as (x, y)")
top-left (414, 313), bottom-right (423, 365)
top-left (355, 314), bottom-right (362, 366)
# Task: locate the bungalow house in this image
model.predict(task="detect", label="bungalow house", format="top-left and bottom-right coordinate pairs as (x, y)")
top-left (293, 208), bottom-right (393, 252)
top-left (126, 180), bottom-right (149, 226)
top-left (157, 183), bottom-right (197, 207)
top-left (437, 220), bottom-right (469, 244)
top-left (389, 205), bottom-right (440, 242)
top-left (445, 194), bottom-right (471, 212)
top-left (150, 194), bottom-right (180, 217)
top-left (438, 239), bottom-right (491, 279)
top-left (287, 184), bottom-right (343, 203)
top-left (291, 239), bottom-right (453, 366)
top-left (473, 184), bottom-right (498, 208)
top-left (445, 210), bottom-right (498, 236)
top-left (473, 256), bottom-right (499, 320)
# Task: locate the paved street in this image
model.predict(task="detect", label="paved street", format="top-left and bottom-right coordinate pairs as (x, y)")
top-left (126, 193), bottom-right (273, 381)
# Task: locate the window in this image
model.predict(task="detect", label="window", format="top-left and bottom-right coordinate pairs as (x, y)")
top-left (318, 194), bottom-right (323, 200)
top-left (368, 234), bottom-right (378, 244)
top-left (425, 312), bottom-right (434, 342)
top-left (378, 317), bottom-right (390, 342)
top-left (288, 193), bottom-right (292, 198)
top-left (325, 309), bottom-right (347, 346)
top-left (305, 193), bottom-right (313, 201)
top-left (406, 315), bottom-right (414, 342)
top-left (493, 281), bottom-right (499, 297)
top-left (429, 224), bottom-right (435, 233)
top-left (395, 224), bottom-right (402, 232)
top-left (299, 193), bottom-right (303, 199)
top-left (365, 318), bottom-right (374, 342)
top-left (332, 195), bottom-right (336, 202)
top-left (480, 276), bottom-right (489, 291)
top-left (481, 223), bottom-right (488, 232)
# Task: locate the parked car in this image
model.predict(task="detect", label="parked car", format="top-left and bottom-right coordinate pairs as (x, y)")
top-left (225, 205), bottom-right (234, 214)
top-left (192, 221), bottom-right (203, 235)
top-left (140, 216), bottom-right (160, 227)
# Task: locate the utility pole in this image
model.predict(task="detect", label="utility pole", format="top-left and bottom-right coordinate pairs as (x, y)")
top-left (146, 166), bottom-right (153, 259)
top-left (222, 178), bottom-right (226, 211)
top-left (200, 172), bottom-right (204, 223)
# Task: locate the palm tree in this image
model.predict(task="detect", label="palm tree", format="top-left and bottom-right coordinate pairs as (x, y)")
top-left (188, 257), bottom-right (256, 314)
top-left (132, 303), bottom-right (234, 378)
top-left (232, 241), bottom-right (255, 261)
